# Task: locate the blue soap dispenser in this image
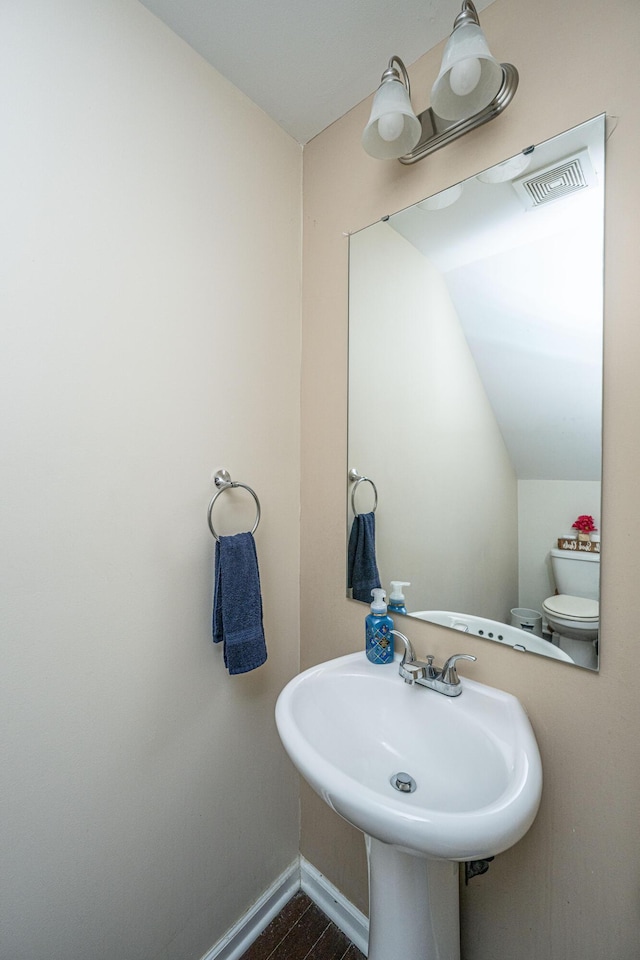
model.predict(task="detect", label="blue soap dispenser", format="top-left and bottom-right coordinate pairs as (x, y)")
top-left (388, 581), bottom-right (410, 616)
top-left (366, 589), bottom-right (394, 665)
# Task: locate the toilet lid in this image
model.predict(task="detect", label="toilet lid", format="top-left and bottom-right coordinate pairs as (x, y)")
top-left (543, 594), bottom-right (599, 621)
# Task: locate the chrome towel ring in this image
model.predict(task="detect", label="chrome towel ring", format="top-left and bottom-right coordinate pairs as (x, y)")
top-left (348, 468), bottom-right (378, 516)
top-left (208, 469), bottom-right (261, 541)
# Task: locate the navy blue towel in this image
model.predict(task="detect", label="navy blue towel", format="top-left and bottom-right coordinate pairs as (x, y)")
top-left (213, 532), bottom-right (267, 675)
top-left (347, 511), bottom-right (381, 603)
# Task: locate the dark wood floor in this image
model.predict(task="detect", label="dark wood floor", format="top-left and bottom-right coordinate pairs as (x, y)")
top-left (239, 891), bottom-right (366, 960)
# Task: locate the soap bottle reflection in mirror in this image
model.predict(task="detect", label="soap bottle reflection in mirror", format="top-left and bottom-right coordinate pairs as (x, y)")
top-left (366, 589), bottom-right (395, 664)
top-left (388, 581), bottom-right (411, 615)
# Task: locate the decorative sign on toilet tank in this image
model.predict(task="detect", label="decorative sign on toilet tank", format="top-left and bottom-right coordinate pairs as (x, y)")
top-left (557, 537), bottom-right (600, 554)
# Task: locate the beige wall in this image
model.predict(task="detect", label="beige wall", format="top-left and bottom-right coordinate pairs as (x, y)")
top-left (349, 221), bottom-right (517, 619)
top-left (0, 2), bottom-right (301, 959)
top-left (301, 0), bottom-right (640, 956)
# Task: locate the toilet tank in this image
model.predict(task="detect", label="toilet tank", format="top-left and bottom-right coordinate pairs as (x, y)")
top-left (550, 548), bottom-right (600, 599)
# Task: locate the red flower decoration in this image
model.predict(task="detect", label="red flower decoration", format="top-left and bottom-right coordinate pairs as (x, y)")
top-left (572, 514), bottom-right (597, 533)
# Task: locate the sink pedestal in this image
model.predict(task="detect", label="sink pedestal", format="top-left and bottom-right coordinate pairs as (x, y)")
top-left (366, 836), bottom-right (460, 960)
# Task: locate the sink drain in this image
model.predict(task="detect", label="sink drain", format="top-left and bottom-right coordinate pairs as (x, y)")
top-left (390, 772), bottom-right (416, 793)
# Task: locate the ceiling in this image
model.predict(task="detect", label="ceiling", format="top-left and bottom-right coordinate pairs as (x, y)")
top-left (137, 0), bottom-right (493, 144)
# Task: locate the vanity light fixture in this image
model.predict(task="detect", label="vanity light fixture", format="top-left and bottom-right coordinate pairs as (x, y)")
top-left (362, 0), bottom-right (518, 165)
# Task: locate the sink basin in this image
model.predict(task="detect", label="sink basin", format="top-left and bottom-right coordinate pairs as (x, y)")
top-left (411, 610), bottom-right (574, 663)
top-left (276, 650), bottom-right (542, 861)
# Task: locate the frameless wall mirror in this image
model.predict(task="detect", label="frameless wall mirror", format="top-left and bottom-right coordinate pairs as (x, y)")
top-left (348, 115), bottom-right (605, 671)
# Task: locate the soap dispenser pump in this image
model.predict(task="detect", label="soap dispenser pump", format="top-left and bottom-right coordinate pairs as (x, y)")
top-left (388, 581), bottom-right (410, 615)
top-left (365, 589), bottom-right (394, 665)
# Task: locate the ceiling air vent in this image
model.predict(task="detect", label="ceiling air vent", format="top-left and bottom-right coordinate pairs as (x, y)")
top-left (512, 149), bottom-right (596, 209)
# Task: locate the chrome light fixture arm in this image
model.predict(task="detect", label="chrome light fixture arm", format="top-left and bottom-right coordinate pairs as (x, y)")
top-left (381, 56), bottom-right (412, 98)
top-left (454, 0), bottom-right (482, 29)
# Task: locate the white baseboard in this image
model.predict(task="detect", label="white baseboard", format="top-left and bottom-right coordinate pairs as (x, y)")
top-left (199, 855), bottom-right (369, 960)
top-left (300, 856), bottom-right (369, 956)
top-left (199, 859), bottom-right (300, 960)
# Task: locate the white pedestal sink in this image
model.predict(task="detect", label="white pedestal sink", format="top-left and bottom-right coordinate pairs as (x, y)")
top-left (275, 651), bottom-right (542, 960)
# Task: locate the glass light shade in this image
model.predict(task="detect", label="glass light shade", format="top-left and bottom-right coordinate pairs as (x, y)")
top-left (430, 21), bottom-right (503, 122)
top-left (362, 79), bottom-right (422, 160)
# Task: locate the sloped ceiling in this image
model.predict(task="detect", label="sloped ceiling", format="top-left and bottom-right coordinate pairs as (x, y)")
top-left (137, 0), bottom-right (493, 143)
top-left (389, 117), bottom-right (605, 480)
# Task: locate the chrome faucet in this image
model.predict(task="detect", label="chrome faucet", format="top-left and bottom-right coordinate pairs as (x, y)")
top-left (390, 630), bottom-right (476, 697)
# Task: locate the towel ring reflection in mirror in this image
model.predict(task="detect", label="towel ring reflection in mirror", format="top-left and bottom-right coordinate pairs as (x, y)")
top-left (349, 468), bottom-right (378, 516)
top-left (207, 469), bottom-right (261, 541)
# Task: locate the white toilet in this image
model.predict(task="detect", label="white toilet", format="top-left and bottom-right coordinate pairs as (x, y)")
top-left (542, 548), bottom-right (599, 668)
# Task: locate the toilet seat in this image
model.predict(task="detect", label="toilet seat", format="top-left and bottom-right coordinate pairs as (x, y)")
top-left (542, 594), bottom-right (599, 624)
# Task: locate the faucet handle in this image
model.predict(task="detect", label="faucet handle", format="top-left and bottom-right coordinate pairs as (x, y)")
top-left (402, 661), bottom-right (427, 684)
top-left (441, 653), bottom-right (476, 685)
